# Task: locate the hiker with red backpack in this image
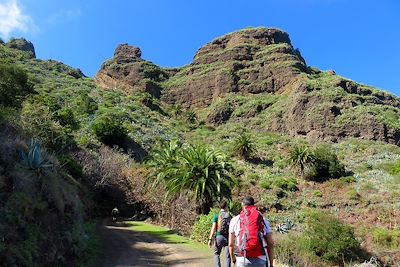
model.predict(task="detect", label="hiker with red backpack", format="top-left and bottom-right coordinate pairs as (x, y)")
top-left (228, 196), bottom-right (274, 267)
top-left (208, 200), bottom-right (232, 267)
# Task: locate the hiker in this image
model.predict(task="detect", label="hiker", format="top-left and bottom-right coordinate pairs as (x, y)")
top-left (228, 196), bottom-right (274, 267)
top-left (111, 207), bottom-right (119, 222)
top-left (208, 200), bottom-right (232, 267)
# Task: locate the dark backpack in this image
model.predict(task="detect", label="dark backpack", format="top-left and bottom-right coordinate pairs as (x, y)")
top-left (217, 210), bottom-right (231, 237)
top-left (237, 206), bottom-right (266, 258)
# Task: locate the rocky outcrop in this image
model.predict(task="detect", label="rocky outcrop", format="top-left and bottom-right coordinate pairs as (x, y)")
top-left (95, 27), bottom-right (400, 145)
top-left (94, 44), bottom-right (168, 98)
top-left (6, 38), bottom-right (36, 58)
top-left (161, 28), bottom-right (307, 108)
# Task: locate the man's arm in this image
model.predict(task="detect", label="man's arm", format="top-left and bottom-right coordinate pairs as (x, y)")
top-left (265, 233), bottom-right (274, 266)
top-left (207, 222), bottom-right (216, 248)
top-left (263, 218), bottom-right (274, 266)
top-left (228, 232), bottom-right (236, 264)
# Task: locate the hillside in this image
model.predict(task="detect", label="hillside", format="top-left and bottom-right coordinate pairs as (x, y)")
top-left (96, 27), bottom-right (400, 145)
top-left (1, 28), bottom-right (400, 267)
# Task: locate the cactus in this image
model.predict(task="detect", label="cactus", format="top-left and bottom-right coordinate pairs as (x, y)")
top-left (20, 140), bottom-right (53, 171)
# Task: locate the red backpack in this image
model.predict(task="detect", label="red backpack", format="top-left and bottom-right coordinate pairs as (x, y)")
top-left (237, 206), bottom-right (266, 258)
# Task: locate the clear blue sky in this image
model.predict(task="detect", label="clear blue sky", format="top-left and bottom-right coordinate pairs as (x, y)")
top-left (1, 0), bottom-right (400, 95)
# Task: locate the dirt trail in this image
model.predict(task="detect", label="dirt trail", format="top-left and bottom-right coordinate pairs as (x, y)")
top-left (96, 220), bottom-right (214, 267)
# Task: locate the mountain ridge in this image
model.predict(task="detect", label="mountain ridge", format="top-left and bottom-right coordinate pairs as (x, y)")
top-left (94, 27), bottom-right (400, 145)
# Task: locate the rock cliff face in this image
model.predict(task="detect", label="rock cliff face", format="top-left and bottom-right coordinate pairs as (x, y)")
top-left (94, 44), bottom-right (168, 98)
top-left (95, 27), bottom-right (400, 145)
top-left (6, 38), bottom-right (36, 58)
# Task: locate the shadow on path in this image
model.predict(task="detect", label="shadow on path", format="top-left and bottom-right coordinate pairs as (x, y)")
top-left (96, 220), bottom-right (213, 267)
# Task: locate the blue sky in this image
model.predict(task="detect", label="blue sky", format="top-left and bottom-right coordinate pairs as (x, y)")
top-left (1, 0), bottom-right (400, 96)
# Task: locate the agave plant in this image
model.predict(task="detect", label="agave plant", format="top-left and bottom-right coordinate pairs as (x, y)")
top-left (20, 139), bottom-right (53, 172)
top-left (275, 218), bottom-right (295, 234)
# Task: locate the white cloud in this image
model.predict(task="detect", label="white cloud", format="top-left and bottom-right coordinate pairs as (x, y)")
top-left (0, 0), bottom-right (32, 38)
top-left (47, 8), bottom-right (82, 24)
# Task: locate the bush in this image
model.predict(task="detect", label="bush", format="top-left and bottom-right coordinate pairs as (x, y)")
top-left (372, 228), bottom-right (400, 249)
top-left (307, 145), bottom-right (346, 182)
top-left (20, 101), bottom-right (71, 152)
top-left (0, 63), bottom-right (33, 107)
top-left (274, 177), bottom-right (298, 191)
top-left (190, 209), bottom-right (218, 243)
top-left (298, 210), bottom-right (361, 264)
top-left (259, 178), bottom-right (272, 190)
top-left (260, 175), bottom-right (298, 191)
top-left (59, 155), bottom-right (83, 178)
top-left (92, 114), bottom-right (127, 147)
top-left (55, 108), bottom-right (79, 130)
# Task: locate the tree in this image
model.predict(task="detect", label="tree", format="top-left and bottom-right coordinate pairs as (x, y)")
top-left (232, 132), bottom-right (255, 159)
top-left (288, 144), bottom-right (315, 178)
top-left (150, 142), bottom-right (233, 214)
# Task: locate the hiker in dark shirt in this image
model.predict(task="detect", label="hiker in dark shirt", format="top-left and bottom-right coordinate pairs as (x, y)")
top-left (208, 200), bottom-right (231, 267)
top-left (111, 207), bottom-right (119, 222)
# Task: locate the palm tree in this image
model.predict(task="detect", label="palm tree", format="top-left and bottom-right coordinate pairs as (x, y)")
top-left (150, 142), bottom-right (233, 214)
top-left (148, 139), bottom-right (181, 186)
top-left (232, 132), bottom-right (255, 159)
top-left (288, 144), bottom-right (315, 178)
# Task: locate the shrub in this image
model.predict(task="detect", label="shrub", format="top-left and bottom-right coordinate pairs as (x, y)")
top-left (55, 108), bottom-right (79, 130)
top-left (259, 178), bottom-right (272, 190)
top-left (372, 228), bottom-right (400, 249)
top-left (298, 210), bottom-right (360, 264)
top-left (59, 155), bottom-right (83, 178)
top-left (190, 208), bottom-right (218, 243)
top-left (92, 114), bottom-right (127, 147)
top-left (0, 63), bottom-right (33, 107)
top-left (274, 177), bottom-right (298, 191)
top-left (307, 145), bottom-right (346, 182)
top-left (20, 101), bottom-right (71, 152)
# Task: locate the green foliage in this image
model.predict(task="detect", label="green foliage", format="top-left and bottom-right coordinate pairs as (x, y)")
top-left (190, 208), bottom-right (218, 243)
top-left (55, 108), bottom-right (79, 130)
top-left (20, 100), bottom-right (71, 152)
top-left (313, 190), bottom-right (322, 197)
top-left (59, 155), bottom-right (83, 178)
top-left (372, 228), bottom-right (400, 249)
top-left (298, 210), bottom-right (360, 264)
top-left (185, 109), bottom-right (197, 124)
top-left (149, 141), bottom-right (233, 214)
top-left (232, 131), bottom-right (255, 159)
top-left (308, 145), bottom-right (346, 182)
top-left (274, 177), bottom-right (298, 191)
top-left (0, 63), bottom-right (33, 107)
top-left (288, 144), bottom-right (315, 178)
top-left (92, 114), bottom-right (127, 147)
top-left (228, 200), bottom-right (242, 216)
top-left (259, 178), bottom-right (272, 190)
top-left (346, 188), bottom-right (360, 200)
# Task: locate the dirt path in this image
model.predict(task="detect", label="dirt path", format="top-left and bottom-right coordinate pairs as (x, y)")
top-left (96, 220), bottom-right (214, 267)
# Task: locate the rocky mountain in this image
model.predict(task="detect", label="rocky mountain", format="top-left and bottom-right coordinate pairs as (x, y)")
top-left (95, 27), bottom-right (400, 145)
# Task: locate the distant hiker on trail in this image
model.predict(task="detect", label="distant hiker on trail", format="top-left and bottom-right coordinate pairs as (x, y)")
top-left (112, 207), bottom-right (119, 222)
top-left (208, 200), bottom-right (232, 267)
top-left (228, 196), bottom-right (274, 267)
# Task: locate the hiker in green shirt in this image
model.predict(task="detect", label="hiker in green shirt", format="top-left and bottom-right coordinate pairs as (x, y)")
top-left (208, 200), bottom-right (231, 267)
